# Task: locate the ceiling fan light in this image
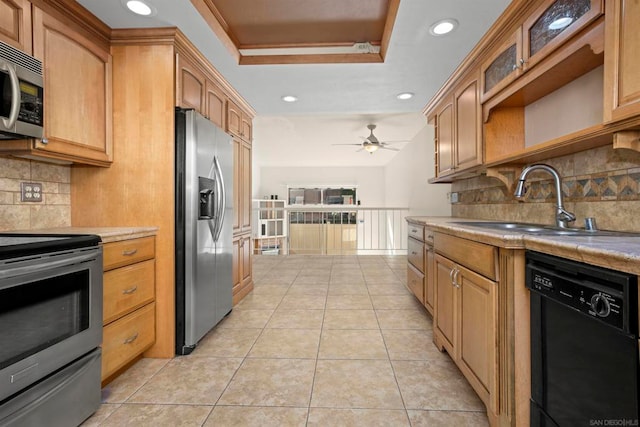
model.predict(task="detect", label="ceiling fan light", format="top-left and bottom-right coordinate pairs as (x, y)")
top-left (364, 144), bottom-right (379, 153)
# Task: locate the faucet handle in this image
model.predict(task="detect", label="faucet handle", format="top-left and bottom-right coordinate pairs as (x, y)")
top-left (585, 217), bottom-right (597, 231)
top-left (557, 208), bottom-right (576, 223)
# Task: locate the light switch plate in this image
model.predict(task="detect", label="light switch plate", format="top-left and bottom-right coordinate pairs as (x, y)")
top-left (21, 182), bottom-right (43, 202)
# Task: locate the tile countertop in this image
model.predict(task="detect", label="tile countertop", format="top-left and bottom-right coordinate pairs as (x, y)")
top-left (407, 217), bottom-right (640, 276)
top-left (19, 227), bottom-right (158, 244)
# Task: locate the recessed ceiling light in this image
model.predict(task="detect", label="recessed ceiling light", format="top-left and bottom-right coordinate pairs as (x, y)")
top-left (281, 95), bottom-right (298, 103)
top-left (396, 92), bottom-right (414, 100)
top-left (548, 16), bottom-right (573, 30)
top-left (123, 0), bottom-right (156, 16)
top-left (429, 19), bottom-right (458, 36)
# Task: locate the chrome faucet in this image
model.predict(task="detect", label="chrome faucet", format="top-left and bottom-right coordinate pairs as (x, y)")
top-left (514, 164), bottom-right (576, 228)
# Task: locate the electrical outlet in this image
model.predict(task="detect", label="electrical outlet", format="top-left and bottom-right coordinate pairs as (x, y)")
top-left (450, 192), bottom-right (459, 203)
top-left (21, 182), bottom-right (43, 202)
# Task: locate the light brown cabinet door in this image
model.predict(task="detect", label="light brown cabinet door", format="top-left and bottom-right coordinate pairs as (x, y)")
top-left (176, 54), bottom-right (205, 114)
top-left (227, 99), bottom-right (242, 138)
top-left (205, 79), bottom-right (226, 128)
top-left (522, 0), bottom-right (602, 70)
top-left (232, 137), bottom-right (241, 232)
top-left (434, 254), bottom-right (456, 357)
top-left (458, 264), bottom-right (497, 404)
top-left (424, 247), bottom-right (435, 314)
top-left (480, 29), bottom-right (522, 102)
top-left (32, 7), bottom-right (112, 165)
top-left (241, 114), bottom-right (252, 142)
top-left (232, 235), bottom-right (241, 293)
top-left (435, 99), bottom-right (454, 177)
top-left (455, 76), bottom-right (482, 170)
top-left (241, 234), bottom-right (252, 287)
top-left (0, 0), bottom-right (31, 53)
top-left (604, 0), bottom-right (640, 122)
top-left (241, 141), bottom-right (252, 232)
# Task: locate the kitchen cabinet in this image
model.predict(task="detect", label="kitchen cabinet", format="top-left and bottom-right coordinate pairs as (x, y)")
top-left (0, 5), bottom-right (113, 166)
top-left (176, 54), bottom-right (206, 114)
top-left (228, 99), bottom-right (252, 142)
top-left (101, 236), bottom-right (156, 384)
top-left (603, 0), bottom-right (640, 123)
top-left (72, 29), bottom-right (255, 358)
top-left (481, 0), bottom-right (603, 102)
top-left (177, 55), bottom-right (228, 128)
top-left (434, 232), bottom-right (498, 419)
top-left (433, 97), bottom-right (454, 176)
top-left (406, 222), bottom-right (434, 315)
top-left (0, 0), bottom-right (32, 53)
top-left (430, 72), bottom-right (481, 178)
top-left (32, 7), bottom-right (112, 165)
top-left (233, 137), bottom-right (252, 234)
top-left (232, 232), bottom-right (252, 305)
top-left (206, 79), bottom-right (226, 129)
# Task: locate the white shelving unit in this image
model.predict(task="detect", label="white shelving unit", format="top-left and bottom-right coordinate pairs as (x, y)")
top-left (253, 199), bottom-right (286, 254)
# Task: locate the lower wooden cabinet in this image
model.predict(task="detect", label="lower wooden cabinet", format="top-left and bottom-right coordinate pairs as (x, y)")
top-left (101, 236), bottom-right (156, 383)
top-left (434, 234), bottom-right (499, 420)
top-left (406, 222), bottom-right (434, 315)
top-left (233, 232), bottom-right (253, 305)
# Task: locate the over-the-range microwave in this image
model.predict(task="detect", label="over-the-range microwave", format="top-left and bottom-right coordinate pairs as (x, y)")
top-left (0, 40), bottom-right (44, 140)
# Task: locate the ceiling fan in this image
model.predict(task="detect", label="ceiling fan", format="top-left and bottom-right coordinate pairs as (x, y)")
top-left (333, 124), bottom-right (406, 154)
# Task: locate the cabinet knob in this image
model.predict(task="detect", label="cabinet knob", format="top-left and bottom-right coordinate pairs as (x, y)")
top-left (41, 138), bottom-right (48, 145)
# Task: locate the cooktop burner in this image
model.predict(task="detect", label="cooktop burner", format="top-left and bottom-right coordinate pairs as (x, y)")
top-left (0, 233), bottom-right (101, 259)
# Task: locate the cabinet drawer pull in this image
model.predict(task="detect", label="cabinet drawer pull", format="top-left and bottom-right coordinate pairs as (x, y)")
top-left (411, 251), bottom-right (418, 255)
top-left (449, 268), bottom-right (456, 286)
top-left (453, 268), bottom-right (461, 288)
top-left (122, 249), bottom-right (138, 256)
top-left (411, 228), bottom-right (418, 233)
top-left (123, 332), bottom-right (139, 344)
top-left (122, 285), bottom-right (138, 295)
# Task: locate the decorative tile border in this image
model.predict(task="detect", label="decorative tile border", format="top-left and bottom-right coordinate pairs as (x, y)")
top-left (453, 168), bottom-right (640, 205)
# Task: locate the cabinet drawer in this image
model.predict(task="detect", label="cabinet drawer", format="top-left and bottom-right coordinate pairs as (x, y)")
top-left (408, 223), bottom-right (425, 241)
top-left (102, 302), bottom-right (155, 380)
top-left (434, 233), bottom-right (497, 280)
top-left (103, 236), bottom-right (155, 271)
top-left (424, 228), bottom-right (435, 247)
top-left (103, 260), bottom-right (155, 325)
top-left (408, 237), bottom-right (425, 272)
top-left (407, 263), bottom-right (425, 304)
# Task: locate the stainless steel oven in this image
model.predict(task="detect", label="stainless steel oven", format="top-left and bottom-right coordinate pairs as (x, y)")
top-left (0, 234), bottom-right (102, 427)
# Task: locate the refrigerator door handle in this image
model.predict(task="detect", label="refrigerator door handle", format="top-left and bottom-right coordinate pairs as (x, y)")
top-left (213, 156), bottom-right (226, 242)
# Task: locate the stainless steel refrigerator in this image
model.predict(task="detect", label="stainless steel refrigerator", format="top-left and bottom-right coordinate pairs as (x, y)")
top-left (175, 108), bottom-right (233, 355)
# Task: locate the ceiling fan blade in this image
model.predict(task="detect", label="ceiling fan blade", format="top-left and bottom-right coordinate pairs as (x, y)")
top-left (380, 146), bottom-right (400, 151)
top-left (380, 140), bottom-right (410, 144)
top-left (332, 143), bottom-right (364, 146)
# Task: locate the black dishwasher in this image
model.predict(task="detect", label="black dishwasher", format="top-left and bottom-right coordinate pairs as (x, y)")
top-left (526, 251), bottom-right (639, 427)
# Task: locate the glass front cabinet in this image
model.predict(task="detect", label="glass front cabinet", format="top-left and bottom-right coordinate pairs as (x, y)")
top-left (481, 0), bottom-right (602, 102)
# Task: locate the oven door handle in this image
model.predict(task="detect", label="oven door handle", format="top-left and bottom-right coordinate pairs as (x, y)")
top-left (0, 250), bottom-right (99, 280)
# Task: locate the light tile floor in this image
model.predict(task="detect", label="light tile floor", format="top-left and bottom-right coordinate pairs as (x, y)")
top-left (84, 255), bottom-right (489, 426)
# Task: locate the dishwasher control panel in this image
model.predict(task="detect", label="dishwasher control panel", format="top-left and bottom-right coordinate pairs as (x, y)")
top-left (526, 251), bottom-right (637, 334)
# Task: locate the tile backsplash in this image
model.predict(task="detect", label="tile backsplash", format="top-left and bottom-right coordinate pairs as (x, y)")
top-left (0, 156), bottom-right (71, 231)
top-left (451, 145), bottom-right (640, 232)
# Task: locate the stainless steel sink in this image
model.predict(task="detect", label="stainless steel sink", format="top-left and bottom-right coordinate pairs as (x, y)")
top-left (450, 221), bottom-right (640, 237)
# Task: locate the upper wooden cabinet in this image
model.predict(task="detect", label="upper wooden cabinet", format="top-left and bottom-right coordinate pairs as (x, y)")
top-left (431, 72), bottom-right (482, 178)
top-left (0, 0), bottom-right (32, 53)
top-left (176, 54), bottom-right (229, 128)
top-left (481, 0), bottom-right (603, 102)
top-left (206, 79), bottom-right (226, 129)
top-left (176, 54), bottom-right (206, 114)
top-left (227, 99), bottom-right (252, 142)
top-left (31, 7), bottom-right (112, 165)
top-left (603, 0), bottom-right (640, 123)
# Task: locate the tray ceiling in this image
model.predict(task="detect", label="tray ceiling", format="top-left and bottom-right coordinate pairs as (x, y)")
top-left (190, 0), bottom-right (399, 64)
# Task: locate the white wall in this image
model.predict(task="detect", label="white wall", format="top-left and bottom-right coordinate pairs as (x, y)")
top-left (257, 166), bottom-right (385, 206)
top-left (384, 125), bottom-right (451, 215)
